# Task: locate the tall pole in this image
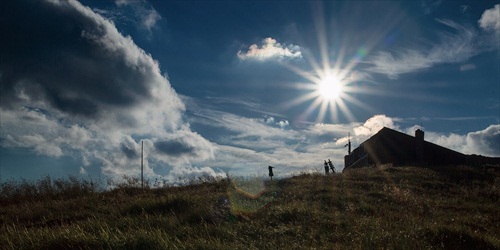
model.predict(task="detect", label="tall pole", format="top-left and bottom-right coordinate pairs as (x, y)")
top-left (345, 132), bottom-right (351, 155)
top-left (348, 132), bottom-right (351, 155)
top-left (141, 140), bottom-right (144, 189)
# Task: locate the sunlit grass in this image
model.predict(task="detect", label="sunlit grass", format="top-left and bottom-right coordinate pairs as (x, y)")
top-left (1, 165), bottom-right (499, 249)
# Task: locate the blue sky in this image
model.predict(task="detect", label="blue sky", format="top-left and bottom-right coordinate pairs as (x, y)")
top-left (0, 0), bottom-right (499, 183)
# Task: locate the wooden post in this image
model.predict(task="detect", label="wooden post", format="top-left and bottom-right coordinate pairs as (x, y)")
top-left (268, 166), bottom-right (274, 180)
top-left (141, 140), bottom-right (144, 189)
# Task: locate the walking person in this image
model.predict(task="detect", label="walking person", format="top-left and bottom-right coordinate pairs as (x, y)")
top-left (324, 160), bottom-right (329, 175)
top-left (328, 159), bottom-right (335, 173)
top-left (268, 166), bottom-right (275, 180)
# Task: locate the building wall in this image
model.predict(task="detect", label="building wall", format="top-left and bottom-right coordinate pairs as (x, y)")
top-left (422, 141), bottom-right (466, 166)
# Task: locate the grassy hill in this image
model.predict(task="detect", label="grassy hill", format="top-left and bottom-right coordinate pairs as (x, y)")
top-left (1, 165), bottom-right (499, 249)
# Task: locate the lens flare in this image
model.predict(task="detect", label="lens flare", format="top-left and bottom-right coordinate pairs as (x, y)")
top-left (227, 176), bottom-right (280, 214)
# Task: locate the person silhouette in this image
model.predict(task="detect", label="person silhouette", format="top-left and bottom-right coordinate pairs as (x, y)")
top-left (268, 166), bottom-right (274, 180)
top-left (328, 159), bottom-right (335, 173)
top-left (324, 160), bottom-right (329, 175)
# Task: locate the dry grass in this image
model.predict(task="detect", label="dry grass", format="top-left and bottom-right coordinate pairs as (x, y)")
top-left (1, 165), bottom-right (499, 249)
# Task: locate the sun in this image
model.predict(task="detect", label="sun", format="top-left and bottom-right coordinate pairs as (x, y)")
top-left (282, 65), bottom-right (370, 123)
top-left (318, 75), bottom-right (343, 100)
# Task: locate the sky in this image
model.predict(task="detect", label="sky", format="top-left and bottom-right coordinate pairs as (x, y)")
top-left (0, 0), bottom-right (499, 183)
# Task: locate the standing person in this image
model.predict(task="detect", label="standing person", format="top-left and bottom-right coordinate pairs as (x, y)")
top-left (328, 159), bottom-right (335, 173)
top-left (268, 166), bottom-right (274, 180)
top-left (324, 160), bottom-right (329, 175)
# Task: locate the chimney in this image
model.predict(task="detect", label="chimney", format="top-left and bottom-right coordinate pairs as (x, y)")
top-left (415, 129), bottom-right (424, 141)
top-left (415, 129), bottom-right (424, 163)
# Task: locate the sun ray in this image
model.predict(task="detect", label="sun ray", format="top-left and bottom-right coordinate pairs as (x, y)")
top-left (285, 64), bottom-right (321, 84)
top-left (316, 100), bottom-right (329, 123)
top-left (336, 98), bottom-right (356, 122)
top-left (281, 91), bottom-right (319, 109)
top-left (302, 98), bottom-right (324, 120)
top-left (313, 2), bottom-right (331, 74)
top-left (329, 101), bottom-right (339, 122)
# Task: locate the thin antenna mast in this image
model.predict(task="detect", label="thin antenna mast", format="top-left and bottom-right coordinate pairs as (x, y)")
top-left (348, 132), bottom-right (351, 155)
top-left (141, 140), bottom-right (144, 189)
top-left (345, 132), bottom-right (352, 155)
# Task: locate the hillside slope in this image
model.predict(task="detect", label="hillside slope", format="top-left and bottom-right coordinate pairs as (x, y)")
top-left (1, 165), bottom-right (499, 249)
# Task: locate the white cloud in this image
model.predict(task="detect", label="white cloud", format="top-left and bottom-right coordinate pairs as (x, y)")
top-left (264, 116), bottom-right (289, 128)
top-left (194, 111), bottom-right (298, 141)
top-left (353, 114), bottom-right (399, 137)
top-left (368, 4), bottom-right (500, 79)
top-left (265, 116), bottom-right (275, 124)
top-left (465, 124), bottom-right (500, 156)
top-left (308, 123), bottom-right (352, 136)
top-left (164, 165), bottom-right (227, 185)
top-left (366, 19), bottom-right (478, 79)
top-left (413, 125), bottom-right (500, 157)
top-left (479, 4), bottom-right (500, 32)
top-left (277, 120), bottom-right (290, 129)
top-left (237, 37), bottom-right (302, 61)
top-left (422, 131), bottom-right (466, 152)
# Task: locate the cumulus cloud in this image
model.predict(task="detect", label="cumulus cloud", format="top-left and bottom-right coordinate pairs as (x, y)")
top-left (419, 130), bottom-right (466, 152)
top-left (479, 4), bottom-right (500, 33)
top-left (465, 125), bottom-right (500, 156)
top-left (411, 125), bottom-right (500, 157)
top-left (0, 0), bottom-right (218, 181)
top-left (264, 116), bottom-right (289, 129)
top-left (237, 37), bottom-right (302, 61)
top-left (276, 120), bottom-right (290, 129)
top-left (366, 19), bottom-right (478, 79)
top-left (353, 114), bottom-right (399, 137)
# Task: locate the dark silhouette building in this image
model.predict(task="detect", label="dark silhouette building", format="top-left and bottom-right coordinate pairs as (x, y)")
top-left (344, 127), bottom-right (500, 170)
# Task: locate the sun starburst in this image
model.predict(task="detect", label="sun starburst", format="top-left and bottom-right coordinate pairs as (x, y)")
top-left (280, 3), bottom-right (377, 124)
